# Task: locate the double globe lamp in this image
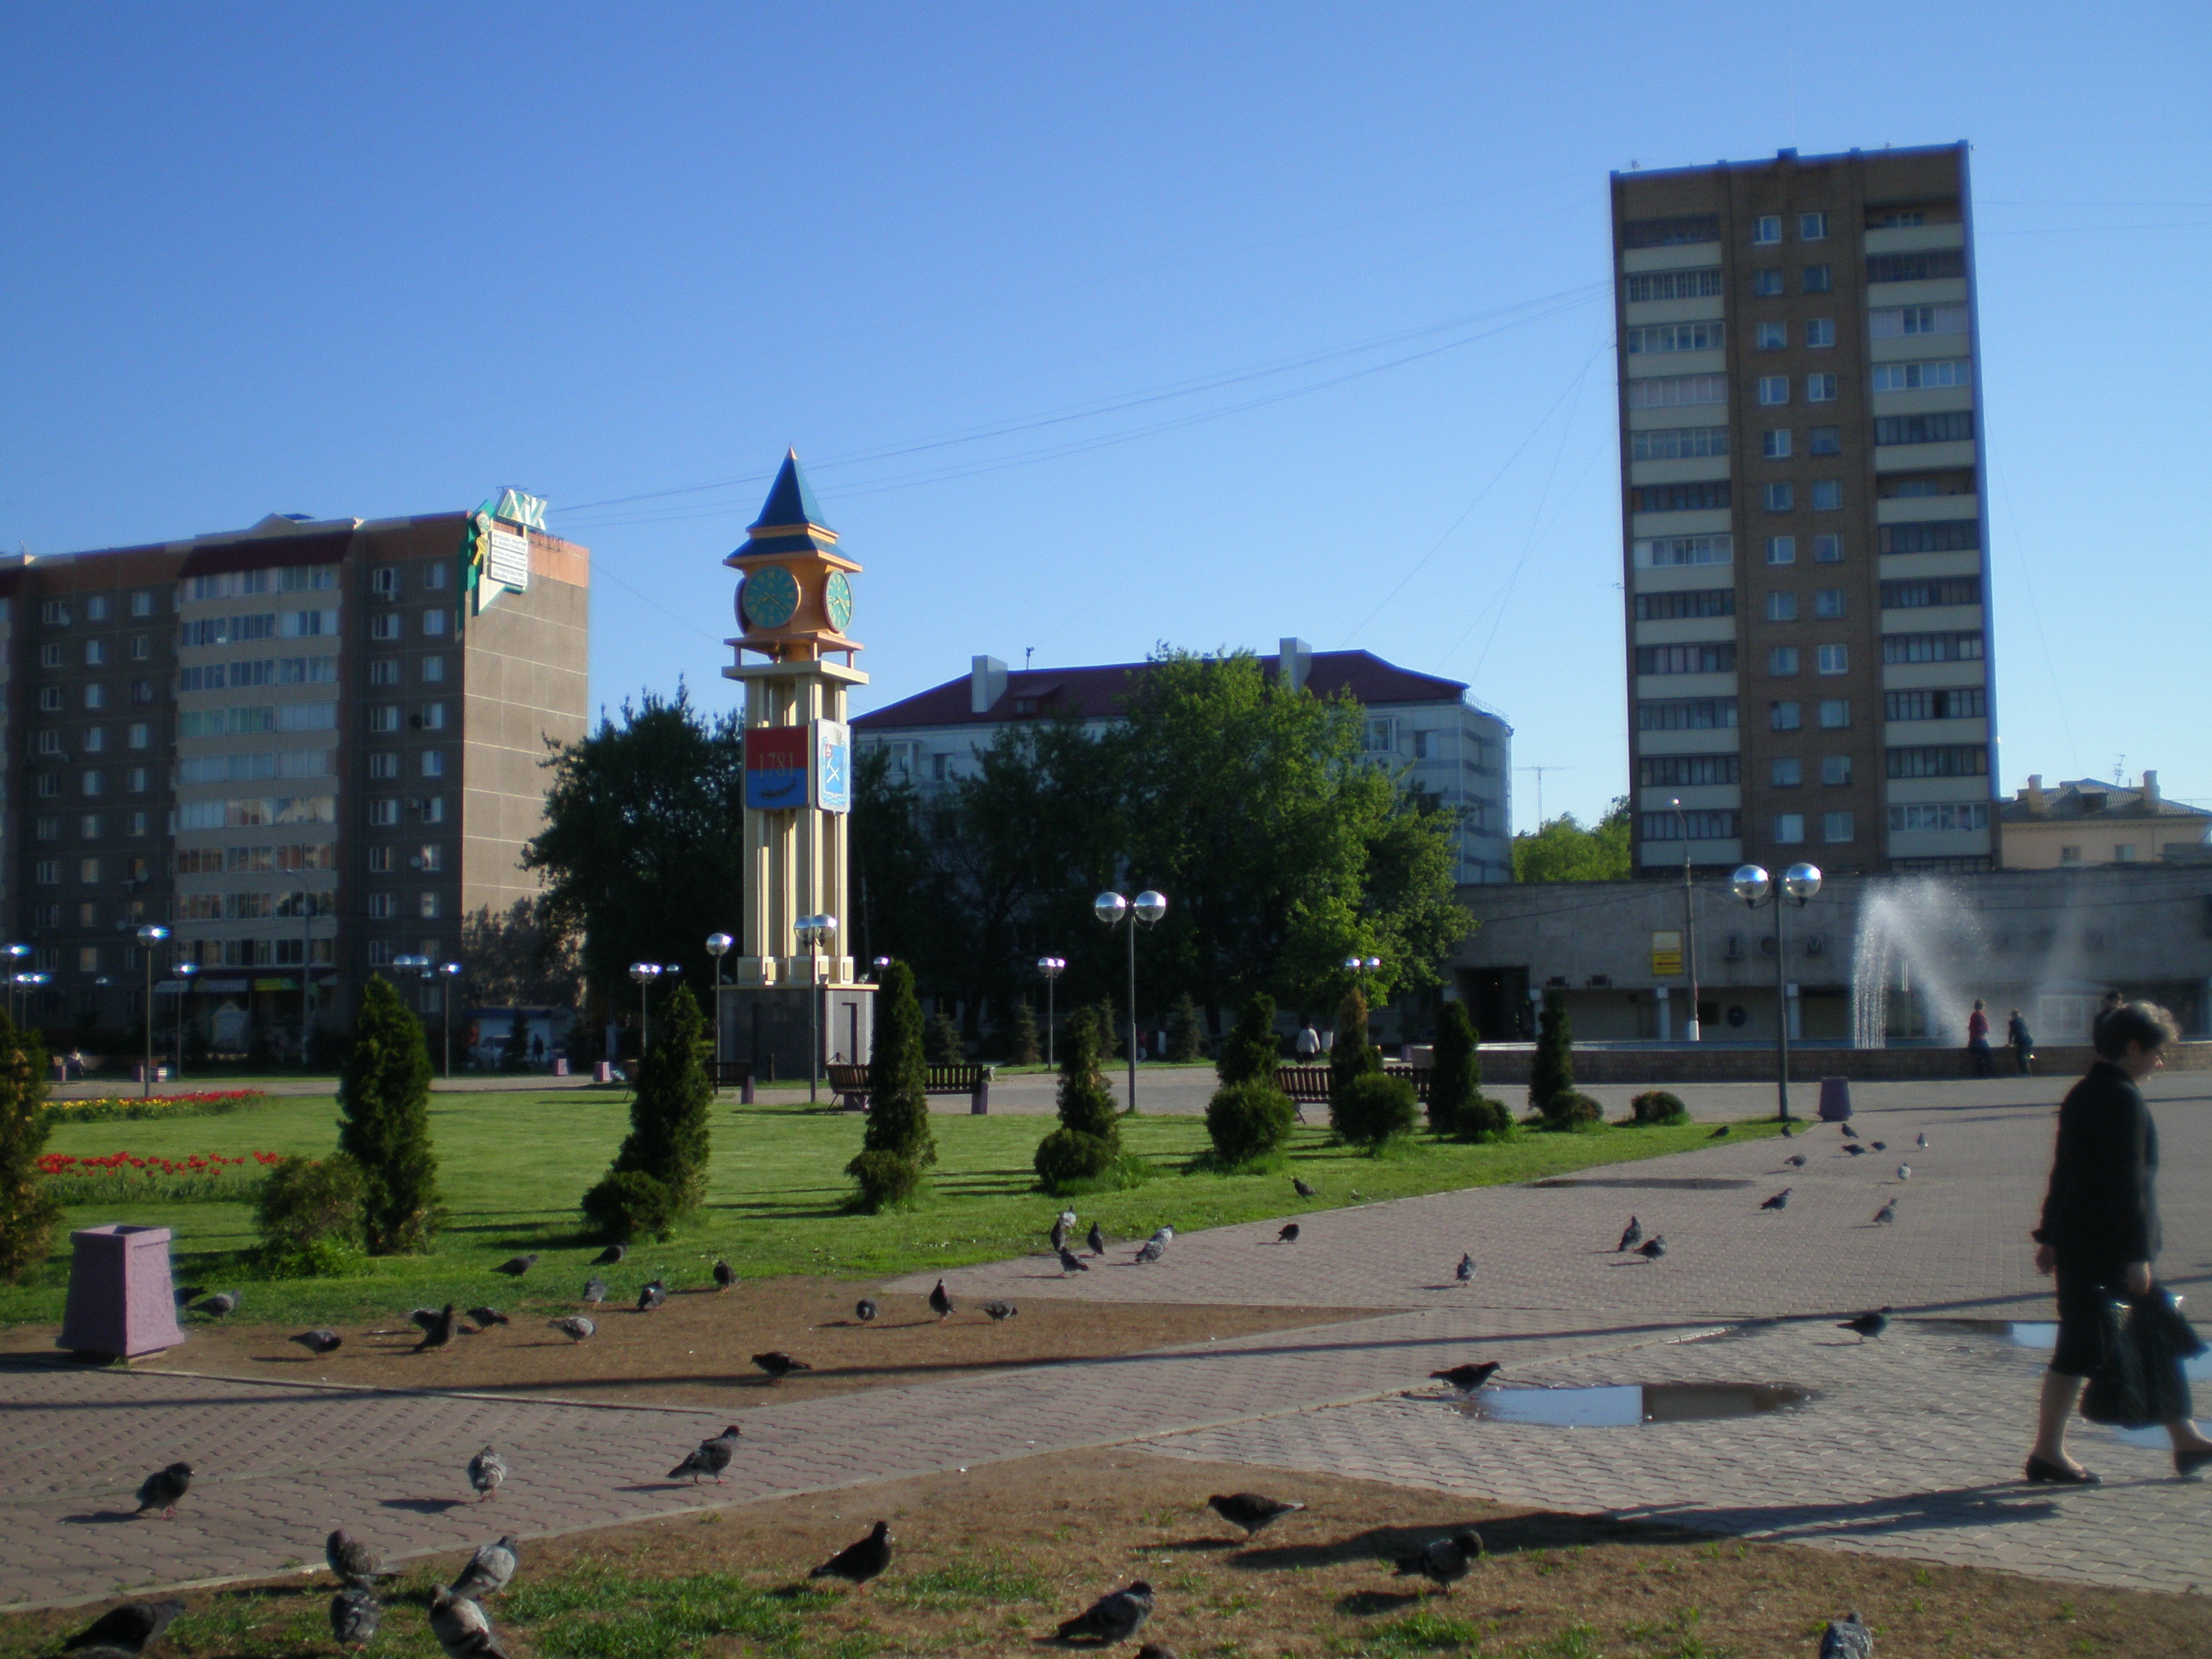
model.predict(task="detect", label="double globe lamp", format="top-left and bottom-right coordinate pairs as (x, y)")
top-left (1730, 860), bottom-right (1822, 1122)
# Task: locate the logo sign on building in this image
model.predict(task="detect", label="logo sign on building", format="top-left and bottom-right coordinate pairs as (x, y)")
top-left (1650, 930), bottom-right (1684, 977)
top-left (494, 489), bottom-right (548, 531)
top-left (814, 719), bottom-right (851, 814)
top-left (745, 725), bottom-right (810, 811)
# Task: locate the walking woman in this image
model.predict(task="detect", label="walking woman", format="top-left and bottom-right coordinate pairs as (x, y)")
top-left (2026, 1001), bottom-right (2212, 1482)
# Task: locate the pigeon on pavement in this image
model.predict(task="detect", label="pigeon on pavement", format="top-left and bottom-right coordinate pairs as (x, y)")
top-left (637, 1280), bottom-right (666, 1311)
top-left (1840, 1123), bottom-right (1858, 1139)
top-left (855, 1298), bottom-right (878, 1323)
top-left (1151, 1226), bottom-right (1174, 1243)
top-left (1392, 1530), bottom-right (1483, 1593)
top-left (1635, 1236), bottom-right (1668, 1262)
top-left (1916, 1133), bottom-right (1929, 1150)
top-left (1292, 1177), bottom-right (1316, 1198)
top-left (330, 1588), bottom-right (381, 1650)
top-left (1058, 1245), bottom-right (1090, 1275)
top-left (1781, 1154), bottom-right (1807, 1169)
top-left (1054, 1581), bottom-right (1154, 1644)
top-left (449, 1535), bottom-right (519, 1600)
top-left (63, 1599), bottom-right (184, 1653)
top-left (1206, 1493), bottom-right (1305, 1539)
top-left (190, 1291), bottom-right (238, 1317)
top-left (1871, 1200), bottom-right (1898, 1226)
top-left (467, 1446), bottom-right (508, 1501)
top-left (809, 1520), bottom-right (893, 1588)
top-left (493, 1254), bottom-right (538, 1277)
top-left (1059, 1208), bottom-right (1079, 1232)
top-left (1088, 1220), bottom-right (1106, 1256)
top-left (929, 1279), bottom-right (954, 1319)
top-left (593, 1243), bottom-right (627, 1266)
top-left (1819, 1610), bottom-right (1874, 1658)
top-left (429, 1587), bottom-right (511, 1659)
top-left (1870, 1141), bottom-right (1888, 1152)
top-left (415, 1304), bottom-right (457, 1352)
top-left (668, 1425), bottom-right (742, 1484)
top-left (1838, 1308), bottom-right (1891, 1343)
top-left (466, 1307), bottom-right (508, 1330)
top-left (133, 1462), bottom-right (192, 1519)
top-left (549, 1316), bottom-right (595, 1341)
top-left (1843, 1143), bottom-right (1868, 1156)
top-left (409, 1307), bottom-right (444, 1332)
top-left (1896, 1164), bottom-right (1911, 1182)
top-left (981, 1300), bottom-right (1017, 1321)
top-left (1761, 1189), bottom-right (1791, 1211)
top-left (583, 1277), bottom-right (607, 1307)
top-left (1133, 1238), bottom-right (1164, 1264)
top-left (1277, 1223), bottom-right (1300, 1244)
top-left (291, 1329), bottom-right (343, 1357)
top-left (1615, 1217), bottom-right (1642, 1253)
top-left (752, 1351), bottom-right (811, 1381)
top-left (1431, 1362), bottom-right (1502, 1393)
top-left (713, 1259), bottom-right (736, 1291)
top-left (1455, 1253), bottom-right (1475, 1283)
top-left (326, 1529), bottom-right (390, 1589)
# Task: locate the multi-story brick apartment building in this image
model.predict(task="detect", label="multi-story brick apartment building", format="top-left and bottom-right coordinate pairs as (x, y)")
top-left (0, 503), bottom-right (586, 1053)
top-left (1613, 143), bottom-right (1998, 878)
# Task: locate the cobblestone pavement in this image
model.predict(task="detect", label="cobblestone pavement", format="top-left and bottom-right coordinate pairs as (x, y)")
top-left (4, 1074), bottom-right (2204, 1606)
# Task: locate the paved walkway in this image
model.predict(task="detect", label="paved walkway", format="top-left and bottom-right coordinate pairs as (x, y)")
top-left (2, 1074), bottom-right (2205, 1607)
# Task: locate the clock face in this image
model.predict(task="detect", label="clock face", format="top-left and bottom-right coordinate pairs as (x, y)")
top-left (739, 564), bottom-right (801, 629)
top-left (824, 570), bottom-right (854, 632)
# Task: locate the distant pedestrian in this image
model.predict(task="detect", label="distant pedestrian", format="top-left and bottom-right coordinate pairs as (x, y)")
top-left (2008, 1009), bottom-right (2035, 1075)
top-left (2091, 988), bottom-right (2123, 1045)
top-left (1966, 999), bottom-right (1993, 1076)
top-left (1295, 1020), bottom-right (1322, 1060)
top-left (2026, 1001), bottom-right (2212, 1483)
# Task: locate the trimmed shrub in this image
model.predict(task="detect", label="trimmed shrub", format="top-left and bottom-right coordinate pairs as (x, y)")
top-left (1328, 986), bottom-right (1383, 1106)
top-left (580, 1169), bottom-right (678, 1242)
top-left (1528, 989), bottom-right (1574, 1116)
top-left (848, 963), bottom-right (935, 1211)
top-left (1166, 995), bottom-right (1205, 1062)
top-left (1036, 1007), bottom-right (1120, 1191)
top-left (1332, 1071), bottom-right (1419, 1149)
top-left (252, 1156), bottom-right (366, 1277)
top-left (1205, 1079), bottom-right (1296, 1166)
top-left (1005, 999), bottom-right (1042, 1067)
top-left (598, 984), bottom-right (712, 1220)
top-left (1427, 1002), bottom-right (1480, 1136)
top-left (1544, 1091), bottom-right (1604, 1130)
top-left (1034, 1128), bottom-right (1117, 1191)
top-left (847, 1148), bottom-right (922, 1210)
top-left (925, 1005), bottom-right (965, 1065)
top-left (336, 977), bottom-right (439, 1255)
top-left (1458, 1094), bottom-right (1516, 1142)
top-left (1215, 993), bottom-right (1279, 1087)
top-left (0, 1008), bottom-right (59, 1284)
top-left (1630, 1089), bottom-right (1689, 1125)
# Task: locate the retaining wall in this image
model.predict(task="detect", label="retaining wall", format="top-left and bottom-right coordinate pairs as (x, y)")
top-left (1469, 1040), bottom-right (2211, 1085)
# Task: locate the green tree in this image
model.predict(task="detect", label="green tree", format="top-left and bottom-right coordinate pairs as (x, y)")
top-left (1004, 999), bottom-right (1042, 1066)
top-left (1328, 984), bottom-right (1383, 1105)
top-left (1090, 996), bottom-right (1122, 1060)
top-left (593, 984), bottom-right (712, 1218)
top-left (336, 978), bottom-right (439, 1254)
top-left (849, 962), bottom-right (935, 1209)
top-left (1215, 992), bottom-right (1280, 1087)
top-left (1529, 988), bottom-right (1575, 1114)
top-left (925, 1004), bottom-right (966, 1065)
top-left (1166, 994), bottom-right (1205, 1062)
top-left (0, 1007), bottom-right (58, 1284)
top-left (1512, 799), bottom-right (1632, 883)
top-left (1035, 1007), bottom-right (1119, 1189)
top-left (459, 896), bottom-right (583, 1010)
top-left (1428, 1000), bottom-right (1480, 1137)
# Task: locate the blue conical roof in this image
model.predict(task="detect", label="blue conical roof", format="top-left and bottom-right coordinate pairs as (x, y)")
top-left (750, 449), bottom-right (830, 531)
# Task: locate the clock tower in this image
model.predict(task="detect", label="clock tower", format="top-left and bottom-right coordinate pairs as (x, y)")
top-left (721, 451), bottom-right (873, 1078)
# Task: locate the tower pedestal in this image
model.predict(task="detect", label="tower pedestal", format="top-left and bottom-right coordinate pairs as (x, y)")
top-left (720, 984), bottom-right (875, 1084)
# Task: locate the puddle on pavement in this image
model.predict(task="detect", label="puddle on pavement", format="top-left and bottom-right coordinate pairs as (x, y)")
top-left (1527, 1176), bottom-right (1753, 1191)
top-left (1457, 1381), bottom-right (1811, 1427)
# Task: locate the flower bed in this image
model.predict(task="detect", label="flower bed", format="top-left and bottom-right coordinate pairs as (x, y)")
top-left (42, 1089), bottom-right (269, 1125)
top-left (36, 1149), bottom-right (283, 1203)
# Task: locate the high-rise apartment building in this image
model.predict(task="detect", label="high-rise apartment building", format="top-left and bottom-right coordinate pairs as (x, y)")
top-left (0, 505), bottom-right (587, 1051)
top-left (1611, 143), bottom-right (1995, 877)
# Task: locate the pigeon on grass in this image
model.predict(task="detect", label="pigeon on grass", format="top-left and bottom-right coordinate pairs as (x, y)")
top-left (713, 1259), bottom-right (736, 1291)
top-left (1708, 1125), bottom-right (1730, 1138)
top-left (1276, 1223), bottom-right (1300, 1244)
top-left (467, 1447), bottom-right (508, 1501)
top-left (1614, 1217), bottom-right (1642, 1253)
top-left (171, 1285), bottom-right (204, 1308)
top-left (1761, 1190), bottom-right (1791, 1212)
top-left (1088, 1221), bottom-right (1106, 1256)
top-left (549, 1316), bottom-right (595, 1342)
top-left (1455, 1254), bottom-right (1475, 1284)
top-left (1206, 1493), bottom-right (1305, 1539)
top-left (637, 1280), bottom-right (667, 1312)
top-left (1054, 1581), bottom-right (1154, 1644)
top-left (855, 1298), bottom-right (878, 1323)
top-left (63, 1599), bottom-right (183, 1653)
top-left (330, 1588), bottom-right (381, 1650)
top-left (981, 1300), bottom-right (1017, 1321)
top-left (190, 1291), bottom-right (238, 1317)
top-left (1819, 1610), bottom-right (1874, 1659)
top-left (429, 1587), bottom-right (511, 1659)
top-left (929, 1279), bottom-right (954, 1319)
top-left (752, 1350), bottom-right (811, 1382)
top-left (809, 1520), bottom-right (892, 1588)
top-left (668, 1426), bottom-right (742, 1484)
top-left (1391, 1530), bottom-right (1483, 1593)
top-left (1431, 1362), bottom-right (1501, 1394)
top-left (1838, 1308), bottom-right (1891, 1343)
top-left (1051, 1216), bottom-right (1069, 1253)
top-left (133, 1462), bottom-right (192, 1519)
top-left (291, 1329), bottom-right (343, 1357)
top-left (1292, 1177), bottom-right (1316, 1198)
top-left (1136, 1647), bottom-right (1178, 1659)
top-left (449, 1535), bottom-right (519, 1600)
top-left (493, 1254), bottom-right (538, 1278)
top-left (1058, 1246), bottom-right (1090, 1275)
top-left (592, 1243), bottom-right (627, 1266)
top-left (583, 1277), bottom-right (608, 1307)
top-left (326, 1529), bottom-right (390, 1589)
top-left (467, 1307), bottom-right (509, 1329)
top-left (415, 1304), bottom-right (457, 1353)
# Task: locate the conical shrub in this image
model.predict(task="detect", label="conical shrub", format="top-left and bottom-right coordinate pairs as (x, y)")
top-left (0, 1006), bottom-right (59, 1283)
top-left (336, 977), bottom-right (439, 1254)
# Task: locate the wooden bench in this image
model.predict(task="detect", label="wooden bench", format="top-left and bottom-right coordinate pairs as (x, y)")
top-left (707, 1061), bottom-right (755, 1103)
top-left (1277, 1064), bottom-right (1434, 1113)
top-left (825, 1062), bottom-right (992, 1115)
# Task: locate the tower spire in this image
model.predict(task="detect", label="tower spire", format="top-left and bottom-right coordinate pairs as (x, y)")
top-left (752, 448), bottom-right (831, 533)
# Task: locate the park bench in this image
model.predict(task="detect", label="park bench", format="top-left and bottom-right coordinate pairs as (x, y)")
top-left (707, 1061), bottom-right (755, 1103)
top-left (1277, 1063), bottom-right (1434, 1117)
top-left (825, 1061), bottom-right (993, 1115)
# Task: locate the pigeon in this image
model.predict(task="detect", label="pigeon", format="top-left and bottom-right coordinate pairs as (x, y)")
top-left (1151, 1226), bottom-right (1175, 1244)
top-left (1059, 1208), bottom-right (1079, 1232)
top-left (1761, 1189), bottom-right (1791, 1211)
top-left (855, 1298), bottom-right (878, 1323)
top-left (1455, 1253), bottom-right (1475, 1284)
top-left (1870, 1141), bottom-right (1888, 1152)
top-left (929, 1279), bottom-right (953, 1320)
top-left (1051, 1216), bottom-right (1069, 1253)
top-left (326, 1528), bottom-right (390, 1588)
top-left (291, 1328), bottom-right (343, 1357)
top-left (429, 1587), bottom-right (510, 1659)
top-left (1819, 1610), bottom-right (1874, 1659)
top-left (493, 1254), bottom-right (538, 1277)
top-left (467, 1446), bottom-right (508, 1501)
top-left (1840, 1123), bottom-right (1858, 1139)
top-left (1635, 1236), bottom-right (1668, 1261)
top-left (549, 1316), bottom-right (595, 1341)
top-left (1292, 1177), bottom-right (1316, 1198)
top-left (1615, 1217), bottom-right (1642, 1253)
top-left (1916, 1132), bottom-right (1929, 1150)
top-left (1392, 1529), bottom-right (1483, 1593)
top-left (330, 1588), bottom-right (381, 1650)
top-left (809, 1519), bottom-right (892, 1588)
top-left (583, 1277), bottom-right (608, 1307)
top-left (1207, 1493), bottom-right (1305, 1539)
top-left (171, 1285), bottom-right (205, 1308)
top-left (1781, 1154), bottom-right (1807, 1169)
top-left (415, 1304), bottom-right (458, 1352)
top-left (1872, 1200), bottom-right (1898, 1226)
top-left (1133, 1238), bottom-right (1164, 1264)
top-left (1838, 1308), bottom-right (1891, 1343)
top-left (409, 1307), bottom-right (445, 1332)
top-left (592, 1243), bottom-right (628, 1266)
top-left (190, 1291), bottom-right (238, 1317)
top-left (752, 1350), bottom-right (811, 1381)
top-left (1054, 1581), bottom-right (1154, 1644)
top-left (1708, 1125), bottom-right (1730, 1138)
top-left (1843, 1142), bottom-right (1868, 1156)
top-left (449, 1535), bottom-right (519, 1599)
top-left (1896, 1164), bottom-right (1912, 1182)
top-left (981, 1300), bottom-right (1017, 1321)
top-left (1781, 1122), bottom-right (1794, 1138)
top-left (1431, 1362), bottom-right (1502, 1393)
top-left (133, 1462), bottom-right (192, 1519)
top-left (712, 1259), bottom-right (736, 1292)
top-left (1058, 1245), bottom-right (1091, 1275)
top-left (637, 1280), bottom-right (666, 1312)
top-left (63, 1599), bottom-right (184, 1653)
top-left (667, 1426), bottom-right (742, 1484)
top-left (1088, 1220), bottom-right (1106, 1256)
top-left (1135, 1647), bottom-right (1177, 1659)
top-left (1277, 1223), bottom-right (1300, 1244)
top-left (467, 1307), bottom-right (508, 1331)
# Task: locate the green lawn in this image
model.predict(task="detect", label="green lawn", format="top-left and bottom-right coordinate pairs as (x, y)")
top-left (2, 1092), bottom-right (1776, 1326)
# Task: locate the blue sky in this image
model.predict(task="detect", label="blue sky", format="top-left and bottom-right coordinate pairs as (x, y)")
top-left (4, 3), bottom-right (2206, 828)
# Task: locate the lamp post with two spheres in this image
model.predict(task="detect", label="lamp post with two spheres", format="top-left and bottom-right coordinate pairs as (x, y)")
top-left (135, 924), bottom-right (170, 1097)
top-left (172, 961), bottom-right (197, 1079)
top-left (2, 944), bottom-right (29, 1025)
top-left (792, 914), bottom-right (838, 1105)
top-left (1036, 956), bottom-right (1066, 1069)
top-left (1093, 890), bottom-right (1166, 1113)
top-left (703, 932), bottom-right (734, 1087)
top-left (626, 961), bottom-right (678, 1070)
top-left (1730, 861), bottom-right (1822, 1123)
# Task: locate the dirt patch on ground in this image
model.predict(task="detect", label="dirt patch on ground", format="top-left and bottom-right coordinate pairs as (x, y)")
top-left (3, 1447), bottom-right (2200, 1658)
top-left (2, 1277), bottom-right (1361, 1411)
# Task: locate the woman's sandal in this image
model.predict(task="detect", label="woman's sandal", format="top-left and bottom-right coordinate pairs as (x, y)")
top-left (2175, 1447), bottom-right (2212, 1480)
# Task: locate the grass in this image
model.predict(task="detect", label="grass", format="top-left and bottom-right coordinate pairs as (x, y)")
top-left (0, 1090), bottom-right (1779, 1326)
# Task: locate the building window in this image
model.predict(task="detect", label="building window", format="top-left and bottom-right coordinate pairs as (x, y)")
top-left (127, 811), bottom-right (147, 835)
top-left (370, 660), bottom-right (400, 686)
top-left (131, 591), bottom-right (153, 618)
top-left (1637, 698), bottom-right (1737, 731)
top-left (1822, 811), bottom-right (1855, 844)
top-left (421, 751), bottom-right (444, 778)
top-left (126, 722), bottom-right (148, 749)
top-left (368, 894), bottom-right (396, 920)
top-left (418, 797), bottom-right (446, 823)
top-left (1772, 757), bottom-right (1803, 787)
top-left (1623, 215), bottom-right (1719, 248)
top-left (369, 613), bottom-right (402, 641)
top-left (1762, 429), bottom-right (1791, 459)
top-left (1624, 373), bottom-right (1728, 408)
top-left (420, 893), bottom-right (441, 920)
top-left (1816, 644), bottom-right (1848, 675)
top-left (1871, 303), bottom-right (1969, 338)
top-left (37, 731), bottom-right (62, 756)
top-left (1874, 410), bottom-right (1974, 446)
top-left (40, 600), bottom-right (70, 626)
top-left (1818, 698), bottom-right (1852, 729)
top-left (1813, 534), bottom-right (1843, 563)
top-left (423, 563), bottom-right (448, 590)
top-left (128, 768), bottom-right (148, 792)
top-left (1764, 482), bottom-right (1794, 511)
top-left (369, 753), bottom-right (399, 780)
top-left (1892, 802), bottom-right (1990, 834)
top-left (84, 639), bottom-right (106, 666)
top-left (1799, 212), bottom-right (1829, 240)
top-left (1880, 521), bottom-right (1979, 557)
top-left (38, 687), bottom-right (62, 712)
top-left (1766, 536), bottom-right (1796, 565)
top-left (1771, 701), bottom-right (1802, 732)
top-left (1881, 576), bottom-right (1982, 609)
top-left (1755, 322), bottom-right (1786, 350)
top-left (2058, 844), bottom-right (2080, 863)
top-left (1638, 754), bottom-right (1739, 787)
top-left (34, 817), bottom-right (58, 840)
top-left (1753, 268), bottom-right (1785, 296)
top-left (1802, 265), bottom-right (1833, 293)
top-left (1411, 731), bottom-right (1434, 760)
top-left (78, 858), bottom-right (100, 883)
top-left (372, 567), bottom-right (400, 599)
top-left (1626, 322), bottom-right (1727, 354)
top-left (368, 940), bottom-right (395, 966)
top-left (1758, 376), bottom-right (1789, 405)
top-left (1635, 644), bottom-right (1736, 675)
top-left (1752, 216), bottom-right (1782, 245)
top-left (1774, 813), bottom-right (1806, 844)
top-left (1766, 592), bottom-right (1799, 621)
top-left (1633, 482), bottom-right (1732, 513)
top-left (1884, 686), bottom-right (1985, 721)
top-left (1867, 250), bottom-right (1965, 284)
top-left (421, 609), bottom-right (448, 637)
top-left (369, 706), bottom-right (400, 733)
top-left (1886, 744), bottom-right (1987, 779)
top-left (1633, 534), bottom-right (1732, 569)
top-left (418, 844), bottom-right (444, 871)
top-left (37, 773), bottom-right (60, 797)
top-left (132, 679), bottom-right (153, 703)
top-left (1769, 646), bottom-right (1800, 677)
top-left (39, 643), bottom-right (63, 668)
top-left (418, 702), bottom-right (447, 730)
top-left (369, 799), bottom-right (401, 826)
top-left (421, 657), bottom-right (445, 683)
top-left (1635, 588), bottom-right (1735, 621)
top-left (84, 727), bottom-right (107, 753)
top-left (1871, 359), bottom-right (1971, 391)
top-left (1629, 426), bottom-right (1728, 461)
top-left (35, 860), bottom-right (59, 886)
top-left (1808, 426), bottom-right (1840, 456)
top-left (81, 770), bottom-right (103, 796)
top-left (1882, 631), bottom-right (1984, 665)
top-left (1641, 809), bottom-right (1738, 841)
top-left (1814, 589), bottom-right (1846, 619)
top-left (1822, 755), bottom-right (1852, 786)
top-left (1806, 373), bottom-right (1838, 403)
top-left (79, 814), bottom-right (101, 839)
top-left (1811, 480), bottom-right (1841, 511)
top-left (1624, 267), bottom-right (1725, 301)
top-left (368, 847), bottom-right (395, 873)
top-left (1805, 318), bottom-right (1835, 348)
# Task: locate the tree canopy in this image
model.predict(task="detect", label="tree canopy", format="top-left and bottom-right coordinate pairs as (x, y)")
top-left (1511, 799), bottom-right (1632, 883)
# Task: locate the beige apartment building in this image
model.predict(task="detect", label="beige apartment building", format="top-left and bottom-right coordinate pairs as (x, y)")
top-left (1612, 143), bottom-right (1997, 878)
top-left (2000, 772), bottom-right (2212, 870)
top-left (0, 505), bottom-right (586, 1052)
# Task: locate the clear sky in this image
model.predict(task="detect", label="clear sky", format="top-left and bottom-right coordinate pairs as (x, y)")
top-left (4, 3), bottom-right (2206, 829)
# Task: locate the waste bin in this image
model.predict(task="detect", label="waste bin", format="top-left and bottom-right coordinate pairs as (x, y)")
top-left (58, 1224), bottom-right (184, 1359)
top-left (1817, 1077), bottom-right (1853, 1122)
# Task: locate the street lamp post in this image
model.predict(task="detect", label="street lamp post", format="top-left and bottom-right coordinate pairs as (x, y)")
top-left (174, 961), bottom-right (197, 1077)
top-left (1342, 955), bottom-right (1381, 1053)
top-left (793, 915), bottom-right (837, 1105)
top-left (438, 962), bottom-right (462, 1079)
top-left (1730, 862), bottom-right (1823, 1122)
top-left (627, 963), bottom-right (662, 1070)
top-left (704, 932), bottom-right (734, 1085)
top-left (3, 944), bottom-right (28, 1025)
top-left (1093, 891), bottom-right (1166, 1114)
top-left (135, 925), bottom-right (170, 1096)
top-left (1037, 956), bottom-right (1066, 1069)
top-left (1669, 798), bottom-right (1703, 1043)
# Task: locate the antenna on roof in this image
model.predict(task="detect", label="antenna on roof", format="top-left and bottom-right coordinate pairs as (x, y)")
top-left (1025, 647), bottom-right (1034, 670)
top-left (1515, 765), bottom-right (1574, 824)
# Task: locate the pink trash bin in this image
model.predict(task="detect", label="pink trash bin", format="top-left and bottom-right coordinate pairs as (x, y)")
top-left (58, 1224), bottom-right (185, 1359)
